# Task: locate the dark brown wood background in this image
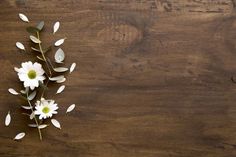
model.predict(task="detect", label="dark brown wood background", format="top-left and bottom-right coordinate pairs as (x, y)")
top-left (1, 0), bottom-right (236, 156)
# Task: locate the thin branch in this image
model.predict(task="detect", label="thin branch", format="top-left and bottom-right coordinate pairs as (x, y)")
top-left (36, 32), bottom-right (52, 77)
top-left (26, 91), bottom-right (42, 141)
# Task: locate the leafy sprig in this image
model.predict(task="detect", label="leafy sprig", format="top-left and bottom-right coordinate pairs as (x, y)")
top-left (5, 13), bottom-right (77, 141)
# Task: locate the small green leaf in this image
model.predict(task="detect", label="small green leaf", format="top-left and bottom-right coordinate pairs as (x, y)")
top-left (26, 26), bottom-right (40, 34)
top-left (30, 35), bottom-right (41, 43)
top-left (31, 47), bottom-right (40, 52)
top-left (36, 21), bottom-right (44, 31)
top-left (55, 48), bottom-right (65, 63)
top-left (28, 91), bottom-right (37, 101)
top-left (37, 56), bottom-right (44, 61)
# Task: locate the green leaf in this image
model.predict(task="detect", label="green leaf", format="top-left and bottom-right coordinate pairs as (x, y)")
top-left (30, 35), bottom-right (41, 43)
top-left (31, 47), bottom-right (41, 52)
top-left (36, 21), bottom-right (44, 31)
top-left (26, 26), bottom-right (40, 34)
top-left (37, 56), bottom-right (44, 61)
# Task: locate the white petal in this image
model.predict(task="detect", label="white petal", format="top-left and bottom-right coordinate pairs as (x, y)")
top-left (19, 13), bottom-right (29, 22)
top-left (8, 88), bottom-right (19, 95)
top-left (38, 124), bottom-right (48, 129)
top-left (66, 104), bottom-right (75, 113)
top-left (54, 67), bottom-right (68, 72)
top-left (16, 42), bottom-right (25, 51)
top-left (34, 110), bottom-right (41, 115)
top-left (49, 75), bottom-right (65, 81)
top-left (21, 106), bottom-right (32, 110)
top-left (28, 91), bottom-right (37, 101)
top-left (14, 67), bottom-right (20, 72)
top-left (30, 85), bottom-right (35, 90)
top-left (54, 48), bottom-right (65, 63)
top-left (54, 38), bottom-right (66, 46)
top-left (70, 63), bottom-right (76, 73)
top-left (5, 111), bottom-right (11, 126)
top-left (14, 132), bottom-right (25, 140)
top-left (30, 35), bottom-right (41, 43)
top-left (51, 119), bottom-right (61, 129)
top-left (37, 76), bottom-right (45, 81)
top-left (21, 62), bottom-right (32, 70)
top-left (33, 62), bottom-right (42, 69)
top-left (53, 21), bottom-right (60, 34)
top-left (56, 78), bottom-right (66, 83)
top-left (19, 74), bottom-right (28, 82)
top-left (29, 79), bottom-right (39, 88)
top-left (56, 85), bottom-right (65, 94)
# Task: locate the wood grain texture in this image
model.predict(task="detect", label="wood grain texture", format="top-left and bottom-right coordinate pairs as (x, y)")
top-left (1, 0), bottom-right (236, 156)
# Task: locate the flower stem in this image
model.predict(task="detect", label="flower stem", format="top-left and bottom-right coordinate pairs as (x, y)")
top-left (36, 31), bottom-right (53, 100)
top-left (26, 92), bottom-right (43, 141)
top-left (36, 32), bottom-right (52, 77)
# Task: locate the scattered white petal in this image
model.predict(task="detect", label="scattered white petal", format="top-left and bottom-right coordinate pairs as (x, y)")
top-left (28, 91), bottom-right (37, 101)
top-left (21, 105), bottom-right (32, 110)
top-left (66, 104), bottom-right (75, 113)
top-left (19, 13), bottom-right (29, 22)
top-left (38, 124), bottom-right (48, 129)
top-left (56, 78), bottom-right (66, 83)
top-left (49, 75), bottom-right (65, 81)
top-left (8, 88), bottom-right (19, 95)
top-left (54, 48), bottom-right (65, 63)
top-left (54, 67), bottom-right (68, 72)
top-left (54, 38), bottom-right (66, 46)
top-left (51, 119), bottom-right (61, 129)
top-left (70, 63), bottom-right (76, 73)
top-left (14, 132), bottom-right (25, 140)
top-left (16, 42), bottom-right (25, 51)
top-left (56, 85), bottom-right (65, 94)
top-left (5, 111), bottom-right (11, 126)
top-left (53, 21), bottom-right (60, 34)
top-left (28, 124), bottom-right (37, 127)
top-left (30, 35), bottom-right (41, 43)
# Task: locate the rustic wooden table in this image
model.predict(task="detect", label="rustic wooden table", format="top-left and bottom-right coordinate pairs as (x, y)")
top-left (1, 0), bottom-right (236, 156)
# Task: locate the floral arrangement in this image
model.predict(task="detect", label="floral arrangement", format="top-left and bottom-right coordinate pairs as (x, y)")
top-left (5, 13), bottom-right (77, 141)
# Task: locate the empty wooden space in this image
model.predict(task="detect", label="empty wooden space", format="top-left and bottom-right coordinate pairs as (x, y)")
top-left (0, 0), bottom-right (236, 156)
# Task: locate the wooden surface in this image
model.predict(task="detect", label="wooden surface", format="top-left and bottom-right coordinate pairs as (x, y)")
top-left (1, 0), bottom-right (236, 156)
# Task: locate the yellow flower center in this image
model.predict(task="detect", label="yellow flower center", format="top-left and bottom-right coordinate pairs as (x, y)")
top-left (42, 107), bottom-right (50, 114)
top-left (28, 70), bottom-right (37, 79)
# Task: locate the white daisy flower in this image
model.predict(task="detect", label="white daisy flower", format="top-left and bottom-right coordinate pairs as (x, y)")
top-left (17, 61), bottom-right (45, 90)
top-left (34, 99), bottom-right (58, 120)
